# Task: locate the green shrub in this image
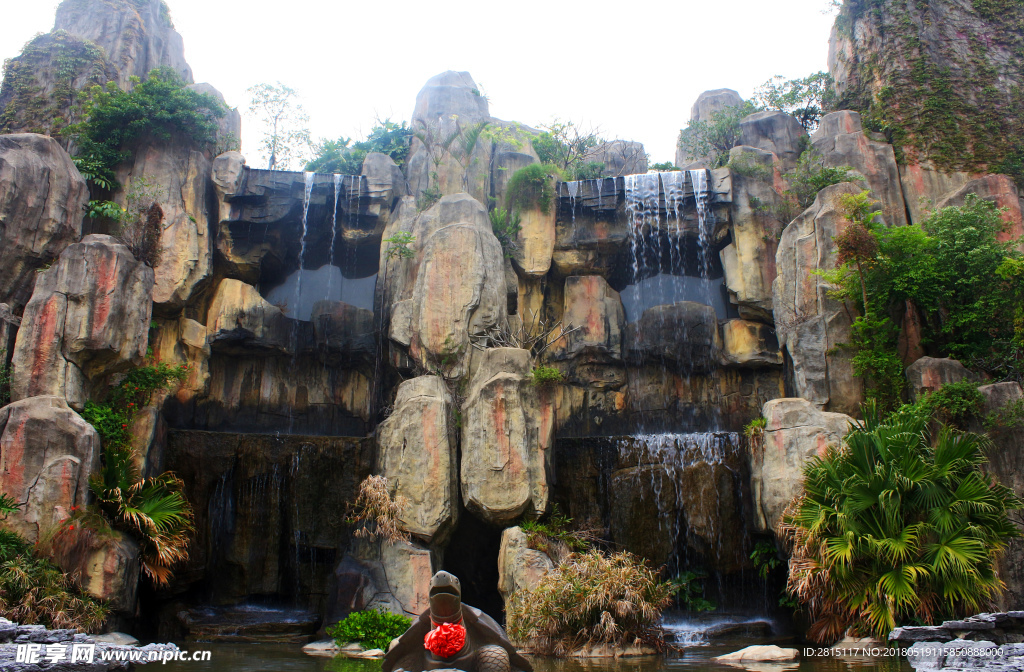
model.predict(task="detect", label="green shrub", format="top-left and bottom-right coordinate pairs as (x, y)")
top-left (649, 161), bottom-right (680, 172)
top-left (520, 508), bottom-right (590, 555)
top-left (783, 404), bottom-right (1022, 642)
top-left (749, 540), bottom-right (781, 580)
top-left (80, 362), bottom-right (194, 587)
top-left (506, 549), bottom-right (676, 656)
top-left (743, 416), bottom-right (767, 452)
top-left (306, 119), bottom-right (413, 175)
top-left (785, 151), bottom-right (859, 208)
top-left (489, 208), bottom-right (521, 258)
top-left (0, 494), bottom-right (108, 630)
top-left (532, 120), bottom-right (603, 180)
top-left (506, 164), bottom-right (563, 215)
top-left (530, 366), bottom-right (564, 389)
top-left (70, 68), bottom-right (225, 189)
top-left (727, 154), bottom-right (773, 182)
top-left (327, 607), bottom-right (411, 651)
top-left (383, 232), bottom-right (415, 261)
top-left (670, 570), bottom-right (716, 612)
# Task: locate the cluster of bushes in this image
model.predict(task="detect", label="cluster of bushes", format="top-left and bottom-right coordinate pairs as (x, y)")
top-left (818, 193), bottom-right (1024, 409)
top-left (306, 119), bottom-right (413, 175)
top-left (0, 495), bottom-right (108, 631)
top-left (326, 607), bottom-right (411, 652)
top-left (70, 67), bottom-right (225, 191)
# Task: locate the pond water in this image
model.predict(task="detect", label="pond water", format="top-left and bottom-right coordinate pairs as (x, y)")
top-left (161, 642), bottom-right (911, 672)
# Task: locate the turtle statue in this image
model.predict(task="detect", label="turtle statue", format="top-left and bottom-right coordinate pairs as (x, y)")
top-left (382, 571), bottom-right (533, 672)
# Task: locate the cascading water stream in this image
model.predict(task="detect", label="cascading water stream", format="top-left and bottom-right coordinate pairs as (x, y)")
top-left (690, 169), bottom-right (712, 302)
top-left (287, 172), bottom-right (316, 433)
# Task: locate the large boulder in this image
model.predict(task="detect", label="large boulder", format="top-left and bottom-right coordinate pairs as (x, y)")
top-left (624, 302), bottom-right (722, 372)
top-left (977, 382), bottom-right (1024, 608)
top-left (50, 528), bottom-right (140, 614)
top-left (206, 278), bottom-right (292, 355)
top-left (54, 0), bottom-right (193, 88)
top-left (750, 398), bottom-right (853, 533)
top-left (0, 396), bottom-right (101, 543)
top-left (497, 526), bottom-right (555, 601)
top-left (905, 357), bottom-right (972, 400)
top-left (739, 111), bottom-right (808, 172)
top-left (512, 205), bottom-right (556, 278)
top-left (405, 72), bottom-right (492, 203)
top-left (773, 182), bottom-right (865, 415)
top-left (11, 235), bottom-right (153, 407)
top-left (551, 276), bottom-right (625, 363)
top-left (722, 319), bottom-right (782, 367)
top-left (0, 134), bottom-right (89, 312)
top-left (360, 152), bottom-right (410, 234)
top-left (935, 174), bottom-right (1024, 249)
top-left (811, 111), bottom-right (907, 227)
top-left (114, 136), bottom-right (213, 311)
top-left (405, 196), bottom-right (507, 379)
top-left (461, 348), bottom-right (552, 524)
top-left (345, 539), bottom-right (436, 618)
top-left (377, 377), bottom-right (457, 545)
top-left (898, 163), bottom-right (976, 226)
top-left (676, 89), bottom-right (745, 168)
top-left (721, 146), bottom-right (785, 321)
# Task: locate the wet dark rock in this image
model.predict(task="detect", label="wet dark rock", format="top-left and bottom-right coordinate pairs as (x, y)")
top-left (178, 606), bottom-right (320, 644)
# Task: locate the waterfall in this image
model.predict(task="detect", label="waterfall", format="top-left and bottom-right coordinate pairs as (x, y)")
top-left (291, 172), bottom-right (316, 325)
top-left (324, 174), bottom-right (342, 301)
top-left (690, 169), bottom-right (712, 300)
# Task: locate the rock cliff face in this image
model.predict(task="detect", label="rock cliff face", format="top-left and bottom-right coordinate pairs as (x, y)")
top-left (828, 0), bottom-right (1024, 175)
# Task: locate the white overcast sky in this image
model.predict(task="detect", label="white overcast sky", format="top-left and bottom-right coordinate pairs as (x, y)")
top-left (1, 0), bottom-right (837, 165)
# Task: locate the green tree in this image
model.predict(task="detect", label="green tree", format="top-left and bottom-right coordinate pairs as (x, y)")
top-left (753, 72), bottom-right (837, 131)
top-left (532, 119), bottom-right (604, 180)
top-left (679, 101), bottom-right (760, 169)
top-left (307, 119), bottom-right (413, 175)
top-left (784, 405), bottom-right (1021, 642)
top-left (247, 82), bottom-right (310, 171)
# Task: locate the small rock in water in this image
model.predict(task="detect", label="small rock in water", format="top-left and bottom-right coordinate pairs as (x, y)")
top-left (302, 639), bottom-right (340, 657)
top-left (93, 632), bottom-right (141, 646)
top-left (714, 645), bottom-right (801, 662)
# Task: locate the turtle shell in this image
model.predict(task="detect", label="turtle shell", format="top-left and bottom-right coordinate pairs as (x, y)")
top-left (382, 604), bottom-right (533, 672)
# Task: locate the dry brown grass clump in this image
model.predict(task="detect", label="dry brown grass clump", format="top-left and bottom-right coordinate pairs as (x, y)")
top-left (351, 475), bottom-right (410, 545)
top-left (505, 549), bottom-right (675, 656)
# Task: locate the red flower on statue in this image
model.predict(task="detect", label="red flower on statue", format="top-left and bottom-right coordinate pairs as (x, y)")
top-left (424, 621), bottom-right (465, 659)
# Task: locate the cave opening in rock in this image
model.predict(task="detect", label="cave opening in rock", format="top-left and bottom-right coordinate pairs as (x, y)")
top-left (441, 508), bottom-right (505, 623)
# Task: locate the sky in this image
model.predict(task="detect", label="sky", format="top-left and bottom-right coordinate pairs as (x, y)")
top-left (1, 0), bottom-right (838, 166)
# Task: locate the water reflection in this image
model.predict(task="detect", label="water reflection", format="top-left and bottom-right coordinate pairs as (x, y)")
top-left (160, 643), bottom-right (911, 672)
top-left (264, 265), bottom-right (377, 321)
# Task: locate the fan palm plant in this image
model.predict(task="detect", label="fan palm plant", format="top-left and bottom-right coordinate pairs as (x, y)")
top-left (782, 402), bottom-right (1021, 642)
top-left (89, 445), bottom-right (193, 587)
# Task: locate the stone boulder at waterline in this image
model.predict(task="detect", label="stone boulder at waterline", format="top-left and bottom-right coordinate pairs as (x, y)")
top-left (461, 348), bottom-right (552, 525)
top-left (773, 182), bottom-right (866, 416)
top-left (11, 235), bottom-right (154, 407)
top-left (0, 396), bottom-right (100, 544)
top-left (0, 134), bottom-right (89, 312)
top-left (750, 398), bottom-right (853, 533)
top-left (49, 527), bottom-right (141, 614)
top-left (377, 376), bottom-right (457, 545)
top-left (497, 526), bottom-right (555, 601)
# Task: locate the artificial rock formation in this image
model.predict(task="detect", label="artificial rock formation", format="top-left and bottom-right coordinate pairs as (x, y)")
top-left (624, 302), bottom-right (722, 372)
top-left (738, 111), bottom-right (807, 172)
top-left (773, 182), bottom-right (865, 415)
top-left (811, 111), bottom-right (907, 227)
top-left (497, 526), bottom-right (554, 602)
top-left (11, 235), bottom-right (153, 407)
top-left (461, 348), bottom-right (552, 525)
top-left (0, 134), bottom-right (89, 312)
top-left (0, 396), bottom-right (100, 544)
top-left (905, 357), bottom-right (972, 400)
top-left (115, 135), bottom-right (213, 310)
top-left (750, 398), bottom-right (853, 533)
top-left (206, 278), bottom-right (291, 355)
top-left (552, 276), bottom-right (625, 363)
top-left (377, 376), bottom-right (457, 544)
top-left (50, 528), bottom-right (141, 613)
top-left (720, 146), bottom-right (785, 322)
